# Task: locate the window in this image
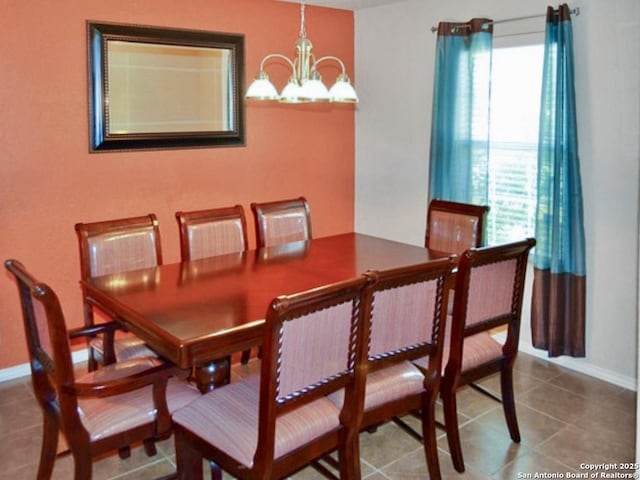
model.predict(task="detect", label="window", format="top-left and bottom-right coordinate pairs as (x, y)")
top-left (484, 44), bottom-right (544, 245)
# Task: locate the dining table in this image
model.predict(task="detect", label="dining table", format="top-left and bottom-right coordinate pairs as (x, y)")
top-left (81, 232), bottom-right (452, 392)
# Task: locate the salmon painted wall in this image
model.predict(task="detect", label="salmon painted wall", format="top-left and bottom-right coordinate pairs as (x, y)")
top-left (0, 0), bottom-right (355, 369)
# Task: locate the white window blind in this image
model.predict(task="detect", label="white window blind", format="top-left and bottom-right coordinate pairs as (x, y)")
top-left (484, 44), bottom-right (544, 245)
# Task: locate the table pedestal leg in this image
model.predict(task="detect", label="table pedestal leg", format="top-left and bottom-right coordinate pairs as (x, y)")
top-left (193, 356), bottom-right (231, 393)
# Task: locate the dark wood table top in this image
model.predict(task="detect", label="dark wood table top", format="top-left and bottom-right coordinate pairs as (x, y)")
top-left (83, 233), bottom-right (448, 369)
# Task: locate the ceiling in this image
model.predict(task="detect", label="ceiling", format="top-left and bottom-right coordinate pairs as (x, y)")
top-left (278, 0), bottom-right (406, 11)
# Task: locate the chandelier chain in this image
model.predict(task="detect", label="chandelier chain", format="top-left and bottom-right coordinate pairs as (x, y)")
top-left (299, 1), bottom-right (307, 38)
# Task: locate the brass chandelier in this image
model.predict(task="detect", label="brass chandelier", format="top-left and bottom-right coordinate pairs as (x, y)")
top-left (245, 1), bottom-right (358, 104)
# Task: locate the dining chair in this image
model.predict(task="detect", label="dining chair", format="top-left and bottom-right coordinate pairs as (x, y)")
top-left (425, 199), bottom-right (489, 254)
top-left (250, 196), bottom-right (312, 248)
top-left (75, 214), bottom-right (162, 371)
top-left (351, 258), bottom-right (455, 480)
top-left (416, 238), bottom-right (536, 472)
top-left (175, 205), bottom-right (249, 262)
top-left (175, 205), bottom-right (255, 365)
top-left (4, 259), bottom-right (201, 480)
top-left (172, 275), bottom-right (371, 480)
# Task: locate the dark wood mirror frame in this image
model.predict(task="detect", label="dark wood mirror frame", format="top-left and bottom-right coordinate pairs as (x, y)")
top-left (88, 21), bottom-right (245, 152)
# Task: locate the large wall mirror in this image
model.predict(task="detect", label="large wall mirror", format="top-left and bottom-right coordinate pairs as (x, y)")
top-left (88, 22), bottom-right (245, 151)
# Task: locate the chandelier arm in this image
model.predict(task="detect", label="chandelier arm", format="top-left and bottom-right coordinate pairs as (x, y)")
top-left (259, 53), bottom-right (297, 74)
top-left (311, 55), bottom-right (347, 75)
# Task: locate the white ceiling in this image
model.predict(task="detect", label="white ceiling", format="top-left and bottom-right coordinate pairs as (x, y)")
top-left (278, 0), bottom-right (406, 11)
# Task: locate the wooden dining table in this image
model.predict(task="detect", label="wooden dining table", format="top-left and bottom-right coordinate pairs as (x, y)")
top-left (82, 232), bottom-right (451, 392)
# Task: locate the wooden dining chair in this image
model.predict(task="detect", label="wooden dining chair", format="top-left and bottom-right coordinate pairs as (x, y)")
top-left (175, 205), bottom-right (253, 365)
top-left (250, 196), bottom-right (312, 248)
top-left (75, 214), bottom-right (162, 371)
top-left (425, 199), bottom-right (489, 254)
top-left (175, 205), bottom-right (249, 262)
top-left (172, 275), bottom-right (371, 480)
top-left (4, 259), bottom-right (201, 480)
top-left (351, 258), bottom-right (455, 480)
top-left (416, 238), bottom-right (536, 472)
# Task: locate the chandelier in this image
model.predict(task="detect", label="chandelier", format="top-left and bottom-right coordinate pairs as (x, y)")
top-left (245, 1), bottom-right (358, 104)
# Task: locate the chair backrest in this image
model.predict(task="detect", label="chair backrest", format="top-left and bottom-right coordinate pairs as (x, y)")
top-left (4, 259), bottom-right (81, 430)
top-left (255, 275), bottom-right (370, 464)
top-left (175, 205), bottom-right (248, 262)
top-left (425, 199), bottom-right (489, 255)
top-left (75, 214), bottom-right (162, 281)
top-left (447, 238), bottom-right (536, 370)
top-left (251, 196), bottom-right (312, 248)
top-left (365, 258), bottom-right (455, 376)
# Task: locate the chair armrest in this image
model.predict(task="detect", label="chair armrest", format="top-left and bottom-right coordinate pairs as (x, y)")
top-left (67, 361), bottom-right (183, 437)
top-left (67, 321), bottom-right (122, 340)
top-left (67, 362), bottom-right (181, 398)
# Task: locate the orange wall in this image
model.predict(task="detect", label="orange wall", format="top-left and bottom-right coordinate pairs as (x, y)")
top-left (0, 0), bottom-right (355, 369)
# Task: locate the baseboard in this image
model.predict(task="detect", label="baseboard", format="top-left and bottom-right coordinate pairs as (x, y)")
top-left (0, 349), bottom-right (89, 383)
top-left (517, 341), bottom-right (637, 391)
top-left (491, 332), bottom-right (637, 392)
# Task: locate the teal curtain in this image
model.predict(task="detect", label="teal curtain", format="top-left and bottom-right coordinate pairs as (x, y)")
top-left (531, 4), bottom-right (586, 357)
top-left (429, 19), bottom-right (492, 205)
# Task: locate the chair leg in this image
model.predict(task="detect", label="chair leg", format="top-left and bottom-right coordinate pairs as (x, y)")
top-left (500, 364), bottom-right (521, 443)
top-left (441, 386), bottom-right (465, 473)
top-left (175, 426), bottom-right (204, 480)
top-left (88, 346), bottom-right (99, 372)
top-left (209, 461), bottom-right (222, 480)
top-left (118, 446), bottom-right (131, 459)
top-left (421, 394), bottom-right (442, 480)
top-left (240, 348), bottom-right (251, 365)
top-left (37, 412), bottom-right (59, 480)
top-left (337, 430), bottom-right (361, 480)
top-left (143, 439), bottom-right (158, 457)
top-left (71, 447), bottom-right (93, 480)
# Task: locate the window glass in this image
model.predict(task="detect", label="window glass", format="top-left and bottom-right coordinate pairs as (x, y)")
top-left (485, 44), bottom-right (544, 245)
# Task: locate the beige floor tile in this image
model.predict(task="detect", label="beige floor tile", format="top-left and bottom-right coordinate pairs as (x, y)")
top-left (536, 424), bottom-right (634, 467)
top-left (437, 418), bottom-right (530, 476)
top-left (474, 401), bottom-right (567, 448)
top-left (0, 352), bottom-right (635, 479)
top-left (513, 354), bottom-right (565, 382)
top-left (548, 370), bottom-right (628, 403)
top-left (492, 450), bottom-right (577, 479)
top-left (0, 391), bottom-right (41, 435)
top-left (517, 382), bottom-right (592, 424)
top-left (476, 369), bottom-right (546, 398)
top-left (359, 422), bottom-right (423, 469)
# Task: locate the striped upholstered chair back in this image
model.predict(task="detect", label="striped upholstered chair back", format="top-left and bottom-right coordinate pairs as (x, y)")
top-left (74, 214), bottom-right (162, 369)
top-left (4, 259), bottom-right (200, 480)
top-left (439, 238), bottom-right (536, 473)
top-left (355, 258), bottom-right (455, 480)
top-left (171, 275), bottom-right (370, 479)
top-left (175, 205), bottom-right (248, 262)
top-left (251, 196), bottom-right (312, 248)
top-left (425, 199), bottom-right (489, 255)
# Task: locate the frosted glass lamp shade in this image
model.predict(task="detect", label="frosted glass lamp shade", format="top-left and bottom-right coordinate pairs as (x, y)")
top-left (245, 74), bottom-right (278, 100)
top-left (329, 75), bottom-right (358, 103)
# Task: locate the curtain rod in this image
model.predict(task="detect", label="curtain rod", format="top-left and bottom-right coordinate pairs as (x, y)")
top-left (430, 7), bottom-right (580, 33)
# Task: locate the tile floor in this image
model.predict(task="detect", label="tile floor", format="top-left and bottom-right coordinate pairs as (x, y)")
top-left (0, 353), bottom-right (635, 479)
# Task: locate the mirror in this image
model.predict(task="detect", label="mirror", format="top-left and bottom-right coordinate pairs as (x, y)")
top-left (88, 22), bottom-right (245, 151)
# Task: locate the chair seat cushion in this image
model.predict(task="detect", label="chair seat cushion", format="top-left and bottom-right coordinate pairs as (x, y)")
top-left (77, 357), bottom-right (201, 441)
top-left (328, 361), bottom-right (424, 412)
top-left (89, 332), bottom-right (157, 361)
top-left (414, 331), bottom-right (503, 374)
top-left (455, 331), bottom-right (503, 371)
top-left (172, 374), bottom-right (341, 468)
top-left (363, 361), bottom-right (425, 411)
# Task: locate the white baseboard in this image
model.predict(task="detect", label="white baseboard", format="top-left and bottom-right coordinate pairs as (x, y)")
top-left (516, 340), bottom-right (637, 391)
top-left (0, 349), bottom-right (89, 383)
top-left (491, 332), bottom-right (637, 392)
